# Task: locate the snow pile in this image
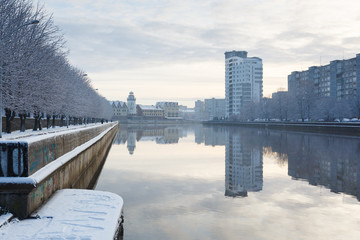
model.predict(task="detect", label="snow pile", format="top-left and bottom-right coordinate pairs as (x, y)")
top-left (0, 189), bottom-right (124, 239)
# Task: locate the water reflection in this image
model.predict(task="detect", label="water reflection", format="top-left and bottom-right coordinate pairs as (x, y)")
top-left (195, 126), bottom-right (265, 197)
top-left (197, 126), bottom-right (360, 201)
top-left (284, 134), bottom-right (360, 201)
top-left (113, 125), bottom-right (186, 154)
top-left (98, 125), bottom-right (360, 239)
top-left (112, 125), bottom-right (360, 200)
top-left (225, 130), bottom-right (263, 197)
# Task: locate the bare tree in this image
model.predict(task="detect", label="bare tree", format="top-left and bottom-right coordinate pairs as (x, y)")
top-left (0, 0), bottom-right (112, 134)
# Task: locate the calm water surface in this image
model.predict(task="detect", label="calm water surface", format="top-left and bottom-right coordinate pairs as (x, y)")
top-left (95, 124), bottom-right (360, 240)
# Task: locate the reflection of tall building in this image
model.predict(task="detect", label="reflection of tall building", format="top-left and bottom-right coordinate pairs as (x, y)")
top-left (127, 131), bottom-right (136, 155)
top-left (225, 131), bottom-right (263, 197)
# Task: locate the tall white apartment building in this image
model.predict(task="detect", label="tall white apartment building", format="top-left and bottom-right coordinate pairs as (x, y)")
top-left (225, 51), bottom-right (263, 118)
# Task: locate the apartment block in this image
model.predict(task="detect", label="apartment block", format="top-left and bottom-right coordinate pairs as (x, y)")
top-left (288, 53), bottom-right (360, 100)
top-left (225, 50), bottom-right (263, 117)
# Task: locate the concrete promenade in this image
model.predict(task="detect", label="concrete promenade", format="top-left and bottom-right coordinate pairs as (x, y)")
top-left (0, 122), bottom-right (119, 219)
top-left (203, 121), bottom-right (360, 136)
top-left (0, 189), bottom-right (124, 239)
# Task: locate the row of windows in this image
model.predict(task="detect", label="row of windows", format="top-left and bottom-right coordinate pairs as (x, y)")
top-left (343, 72), bottom-right (357, 77)
top-left (143, 112), bottom-right (163, 116)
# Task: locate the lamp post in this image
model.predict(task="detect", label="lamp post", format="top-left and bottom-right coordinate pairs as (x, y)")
top-left (0, 19), bottom-right (39, 137)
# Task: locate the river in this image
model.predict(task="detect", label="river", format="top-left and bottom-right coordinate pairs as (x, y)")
top-left (95, 124), bottom-right (360, 240)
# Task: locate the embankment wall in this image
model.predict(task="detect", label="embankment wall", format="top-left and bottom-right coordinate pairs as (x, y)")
top-left (204, 121), bottom-right (360, 136)
top-left (0, 122), bottom-right (118, 219)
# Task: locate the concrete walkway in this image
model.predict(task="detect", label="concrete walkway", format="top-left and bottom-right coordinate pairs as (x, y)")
top-left (0, 189), bottom-right (124, 239)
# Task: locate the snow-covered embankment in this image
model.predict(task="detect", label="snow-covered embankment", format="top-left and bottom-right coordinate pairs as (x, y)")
top-left (0, 122), bottom-right (119, 219)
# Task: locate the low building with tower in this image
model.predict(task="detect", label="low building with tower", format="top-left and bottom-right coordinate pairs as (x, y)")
top-left (127, 91), bottom-right (137, 115)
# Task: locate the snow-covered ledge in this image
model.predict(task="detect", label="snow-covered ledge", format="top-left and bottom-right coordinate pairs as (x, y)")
top-left (0, 122), bottom-right (119, 219)
top-left (0, 123), bottom-right (116, 177)
top-left (0, 189), bottom-right (124, 239)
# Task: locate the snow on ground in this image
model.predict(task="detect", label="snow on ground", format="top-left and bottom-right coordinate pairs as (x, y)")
top-left (0, 212), bottom-right (13, 228)
top-left (0, 189), bottom-right (124, 239)
top-left (0, 123), bottom-right (107, 141)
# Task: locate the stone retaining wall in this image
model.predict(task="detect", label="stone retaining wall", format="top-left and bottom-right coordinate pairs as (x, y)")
top-left (0, 122), bottom-right (118, 219)
top-left (0, 124), bottom-right (112, 177)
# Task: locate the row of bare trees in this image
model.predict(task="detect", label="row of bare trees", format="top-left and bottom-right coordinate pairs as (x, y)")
top-left (0, 0), bottom-right (112, 133)
top-left (235, 89), bottom-right (360, 122)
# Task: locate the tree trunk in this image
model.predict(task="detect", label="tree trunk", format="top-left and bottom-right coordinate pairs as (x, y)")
top-left (33, 112), bottom-right (38, 131)
top-left (38, 115), bottom-right (42, 130)
top-left (46, 114), bottom-right (51, 129)
top-left (19, 113), bottom-right (27, 132)
top-left (60, 115), bottom-right (64, 127)
top-left (52, 115), bottom-right (56, 128)
top-left (5, 108), bottom-right (15, 134)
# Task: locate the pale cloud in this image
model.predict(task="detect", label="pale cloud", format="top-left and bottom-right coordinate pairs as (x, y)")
top-left (42, 0), bottom-right (360, 106)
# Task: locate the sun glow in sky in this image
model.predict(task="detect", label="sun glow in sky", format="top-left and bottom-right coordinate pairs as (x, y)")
top-left (43, 0), bottom-right (360, 107)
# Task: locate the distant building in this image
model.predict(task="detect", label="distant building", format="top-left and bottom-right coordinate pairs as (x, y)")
top-left (271, 91), bottom-right (288, 99)
top-left (271, 91), bottom-right (289, 120)
top-left (180, 108), bottom-right (196, 120)
top-left (127, 91), bottom-right (137, 115)
top-left (194, 100), bottom-right (208, 120)
top-left (225, 50), bottom-right (263, 118)
top-left (111, 101), bottom-right (128, 119)
top-left (195, 100), bottom-right (205, 113)
top-left (204, 98), bottom-right (225, 120)
top-left (288, 53), bottom-right (360, 100)
top-left (156, 102), bottom-right (180, 119)
top-left (136, 105), bottom-right (164, 118)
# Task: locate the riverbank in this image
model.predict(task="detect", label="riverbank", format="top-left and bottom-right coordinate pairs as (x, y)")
top-left (118, 118), bottom-right (200, 125)
top-left (0, 122), bottom-right (118, 218)
top-left (203, 120), bottom-right (360, 136)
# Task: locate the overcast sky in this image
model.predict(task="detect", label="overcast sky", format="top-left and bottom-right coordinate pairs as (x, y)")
top-left (42, 0), bottom-right (360, 107)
